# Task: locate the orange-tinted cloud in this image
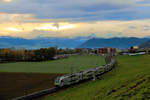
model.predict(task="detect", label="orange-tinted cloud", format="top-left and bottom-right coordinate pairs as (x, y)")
top-left (0, 12), bottom-right (150, 38)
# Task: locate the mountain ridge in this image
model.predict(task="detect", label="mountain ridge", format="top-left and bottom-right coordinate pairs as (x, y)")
top-left (139, 40), bottom-right (150, 48)
top-left (0, 36), bottom-right (88, 49)
top-left (0, 36), bottom-right (150, 49)
top-left (79, 37), bottom-right (150, 49)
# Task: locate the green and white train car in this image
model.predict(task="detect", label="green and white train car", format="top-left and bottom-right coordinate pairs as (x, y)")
top-left (54, 58), bottom-right (116, 87)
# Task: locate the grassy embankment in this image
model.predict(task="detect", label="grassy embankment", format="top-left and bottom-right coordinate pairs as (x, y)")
top-left (0, 55), bottom-right (105, 100)
top-left (44, 54), bottom-right (150, 100)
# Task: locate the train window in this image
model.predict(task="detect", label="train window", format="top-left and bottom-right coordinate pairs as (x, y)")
top-left (55, 77), bottom-right (60, 83)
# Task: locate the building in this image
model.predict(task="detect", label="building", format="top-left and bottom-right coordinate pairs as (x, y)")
top-left (96, 48), bottom-right (118, 55)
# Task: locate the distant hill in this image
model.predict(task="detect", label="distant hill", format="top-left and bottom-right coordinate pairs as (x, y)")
top-left (144, 36), bottom-right (150, 38)
top-left (0, 36), bottom-right (88, 49)
top-left (139, 40), bottom-right (150, 48)
top-left (79, 37), bottom-right (150, 49)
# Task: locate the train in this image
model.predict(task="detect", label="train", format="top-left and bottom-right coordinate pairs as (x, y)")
top-left (54, 57), bottom-right (117, 87)
top-left (53, 54), bottom-right (79, 60)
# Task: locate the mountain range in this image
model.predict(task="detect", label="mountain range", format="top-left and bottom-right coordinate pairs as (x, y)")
top-left (0, 36), bottom-right (89, 49)
top-left (79, 37), bottom-right (150, 49)
top-left (0, 36), bottom-right (150, 49)
top-left (145, 36), bottom-right (150, 38)
top-left (139, 40), bottom-right (150, 48)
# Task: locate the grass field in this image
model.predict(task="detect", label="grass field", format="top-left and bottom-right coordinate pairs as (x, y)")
top-left (0, 55), bottom-right (105, 73)
top-left (44, 54), bottom-right (150, 100)
top-left (0, 55), bottom-right (105, 100)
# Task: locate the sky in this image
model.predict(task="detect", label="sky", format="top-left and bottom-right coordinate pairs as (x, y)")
top-left (0, 0), bottom-right (150, 39)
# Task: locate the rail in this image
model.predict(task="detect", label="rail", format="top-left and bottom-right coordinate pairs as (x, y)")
top-left (12, 56), bottom-right (117, 100)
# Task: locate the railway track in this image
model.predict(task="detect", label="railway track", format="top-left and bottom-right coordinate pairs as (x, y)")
top-left (12, 87), bottom-right (58, 100)
top-left (12, 68), bottom-right (116, 100)
top-left (12, 78), bottom-right (95, 100)
top-left (12, 80), bottom-right (92, 100)
top-left (12, 57), bottom-right (117, 100)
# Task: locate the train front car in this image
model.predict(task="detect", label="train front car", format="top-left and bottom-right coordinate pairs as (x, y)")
top-left (54, 76), bottom-right (68, 87)
top-left (54, 74), bottom-right (82, 87)
top-left (54, 76), bottom-right (61, 87)
top-left (55, 76), bottom-right (68, 87)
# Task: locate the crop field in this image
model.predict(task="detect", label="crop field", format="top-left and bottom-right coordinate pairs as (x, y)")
top-left (0, 55), bottom-right (105, 73)
top-left (44, 54), bottom-right (150, 100)
top-left (0, 55), bottom-right (105, 100)
top-left (0, 73), bottom-right (63, 100)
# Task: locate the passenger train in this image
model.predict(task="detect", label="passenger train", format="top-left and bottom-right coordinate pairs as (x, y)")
top-left (54, 57), bottom-right (116, 87)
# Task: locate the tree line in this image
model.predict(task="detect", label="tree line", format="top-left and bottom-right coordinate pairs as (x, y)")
top-left (0, 47), bottom-right (84, 62)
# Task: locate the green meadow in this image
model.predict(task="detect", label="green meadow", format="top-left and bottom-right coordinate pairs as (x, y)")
top-left (0, 55), bottom-right (105, 73)
top-left (44, 54), bottom-right (150, 100)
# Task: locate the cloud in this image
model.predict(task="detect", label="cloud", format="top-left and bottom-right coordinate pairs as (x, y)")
top-left (129, 26), bottom-right (137, 29)
top-left (0, 0), bottom-right (149, 21)
top-left (0, 12), bottom-right (34, 23)
top-left (0, 19), bottom-right (150, 38)
top-left (0, 12), bottom-right (69, 23)
top-left (0, 0), bottom-right (150, 38)
top-left (143, 26), bottom-right (150, 30)
top-left (0, 0), bottom-right (13, 2)
top-left (52, 23), bottom-right (59, 30)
